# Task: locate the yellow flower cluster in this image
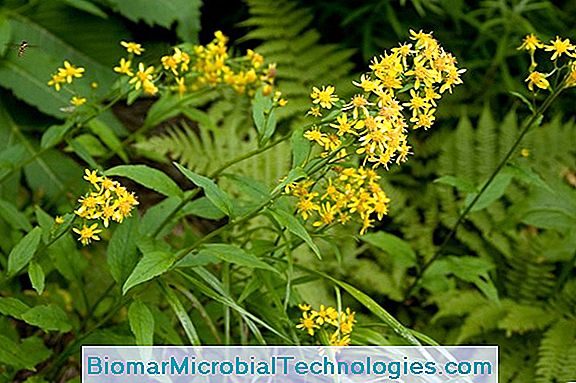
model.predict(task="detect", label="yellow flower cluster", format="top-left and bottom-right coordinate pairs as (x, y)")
top-left (296, 304), bottom-right (356, 346)
top-left (518, 34), bottom-right (576, 91)
top-left (72, 169), bottom-right (139, 245)
top-left (285, 166), bottom-right (389, 234)
top-left (305, 30), bottom-right (465, 169)
top-left (47, 60), bottom-right (87, 107)
top-left (113, 31), bottom-right (282, 99)
top-left (305, 31), bottom-right (465, 168)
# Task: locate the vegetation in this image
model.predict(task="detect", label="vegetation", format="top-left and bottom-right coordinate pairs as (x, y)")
top-left (0, 0), bottom-right (574, 382)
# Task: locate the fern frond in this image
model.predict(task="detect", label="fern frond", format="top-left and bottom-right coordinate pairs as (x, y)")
top-left (497, 300), bottom-right (557, 335)
top-left (536, 319), bottom-right (576, 383)
top-left (504, 251), bottom-right (556, 304)
top-left (241, 0), bottom-right (356, 123)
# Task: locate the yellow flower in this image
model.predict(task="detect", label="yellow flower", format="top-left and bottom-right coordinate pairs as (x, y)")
top-left (303, 127), bottom-right (327, 146)
top-left (343, 94), bottom-right (372, 119)
top-left (129, 62), bottom-right (155, 90)
top-left (57, 61), bottom-right (85, 83)
top-left (566, 62), bottom-right (576, 87)
top-left (353, 74), bottom-right (380, 92)
top-left (296, 312), bottom-right (318, 336)
top-left (121, 41), bottom-right (144, 55)
top-left (329, 332), bottom-right (350, 346)
top-left (161, 54), bottom-right (179, 76)
top-left (310, 85), bottom-right (339, 109)
top-left (298, 303), bottom-right (311, 312)
top-left (544, 36), bottom-right (575, 60)
top-left (296, 195), bottom-right (320, 220)
top-left (247, 49), bottom-right (264, 68)
top-left (70, 96), bottom-right (86, 106)
top-left (83, 169), bottom-right (101, 187)
top-left (114, 58), bottom-right (133, 76)
top-left (142, 80), bottom-right (158, 95)
top-left (75, 169), bottom-right (139, 228)
top-left (330, 113), bottom-right (358, 136)
top-left (518, 34), bottom-right (544, 52)
top-left (313, 202), bottom-right (337, 227)
top-left (47, 74), bottom-right (66, 91)
top-left (175, 77), bottom-right (186, 96)
top-left (54, 216), bottom-right (64, 224)
top-left (307, 106), bottom-right (322, 117)
top-left (403, 89), bottom-right (430, 117)
top-left (525, 71), bottom-right (550, 91)
top-left (520, 148), bottom-right (530, 158)
top-left (73, 223), bottom-right (102, 246)
top-left (410, 108), bottom-right (436, 130)
top-left (313, 305), bottom-right (338, 325)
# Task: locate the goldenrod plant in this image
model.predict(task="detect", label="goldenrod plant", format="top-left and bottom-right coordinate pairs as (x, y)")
top-left (0, 0), bottom-right (574, 382)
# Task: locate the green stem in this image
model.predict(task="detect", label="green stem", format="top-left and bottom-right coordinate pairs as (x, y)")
top-left (403, 85), bottom-right (566, 299)
top-left (0, 89), bottom-right (125, 186)
top-left (149, 132), bottom-right (292, 238)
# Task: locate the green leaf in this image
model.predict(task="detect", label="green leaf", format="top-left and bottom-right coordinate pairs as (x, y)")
top-left (506, 163), bottom-right (553, 193)
top-left (199, 244), bottom-right (279, 273)
top-left (40, 122), bottom-right (75, 149)
top-left (144, 93), bottom-right (183, 128)
top-left (181, 268), bottom-right (290, 343)
top-left (464, 172), bottom-right (513, 212)
top-left (291, 126), bottom-right (311, 167)
top-left (106, 164), bottom-right (183, 197)
top-left (252, 89), bottom-right (277, 143)
top-left (0, 16), bottom-right (11, 56)
top-left (107, 214), bottom-right (140, 284)
top-left (105, 0), bottom-right (201, 42)
top-left (0, 297), bottom-right (31, 319)
top-left (34, 206), bottom-right (54, 243)
top-left (311, 269), bottom-right (420, 345)
top-left (128, 300), bottom-right (155, 346)
top-left (0, 334), bottom-right (38, 370)
top-left (178, 197), bottom-right (226, 221)
top-left (67, 136), bottom-right (101, 169)
top-left (159, 281), bottom-right (200, 345)
top-left (62, 0), bottom-right (108, 18)
top-left (173, 162), bottom-right (234, 217)
top-left (268, 207), bottom-right (321, 259)
top-left (272, 167), bottom-right (306, 194)
top-left (427, 256), bottom-right (499, 304)
top-left (361, 232), bottom-right (416, 267)
top-left (522, 209), bottom-right (576, 230)
top-left (7, 227), bottom-right (42, 277)
top-left (434, 175), bottom-right (477, 193)
top-left (175, 251), bottom-right (218, 268)
top-left (509, 91), bottom-right (534, 113)
top-left (28, 261), bottom-right (45, 295)
top-left (140, 196), bottom-right (181, 236)
top-left (0, 14), bottom-right (120, 118)
top-left (21, 304), bottom-right (72, 332)
top-left (20, 337), bottom-right (52, 372)
top-left (0, 198), bottom-right (33, 231)
top-left (122, 251), bottom-right (176, 294)
top-left (88, 119), bottom-right (128, 162)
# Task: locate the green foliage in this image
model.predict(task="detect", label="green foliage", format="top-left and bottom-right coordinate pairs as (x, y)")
top-left (101, 0), bottom-right (201, 42)
top-left (240, 0), bottom-right (357, 122)
top-left (0, 0), bottom-right (574, 381)
top-left (134, 97), bottom-right (293, 188)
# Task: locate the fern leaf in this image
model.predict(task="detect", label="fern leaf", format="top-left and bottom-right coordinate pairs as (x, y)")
top-left (241, 0), bottom-right (356, 123)
top-left (536, 319), bottom-right (576, 383)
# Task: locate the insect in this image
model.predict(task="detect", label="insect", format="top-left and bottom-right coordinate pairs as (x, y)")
top-left (17, 40), bottom-right (29, 57)
top-left (4, 40), bottom-right (37, 57)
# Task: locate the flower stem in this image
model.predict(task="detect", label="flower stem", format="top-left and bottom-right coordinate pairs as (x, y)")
top-left (403, 85), bottom-right (566, 299)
